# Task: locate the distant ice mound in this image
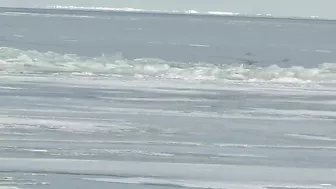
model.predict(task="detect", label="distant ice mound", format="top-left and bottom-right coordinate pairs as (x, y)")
top-left (47, 5), bottom-right (242, 17)
top-left (46, 5), bottom-right (330, 20)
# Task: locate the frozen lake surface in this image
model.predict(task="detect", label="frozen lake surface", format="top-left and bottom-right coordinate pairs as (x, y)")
top-left (1, 7), bottom-right (336, 189)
